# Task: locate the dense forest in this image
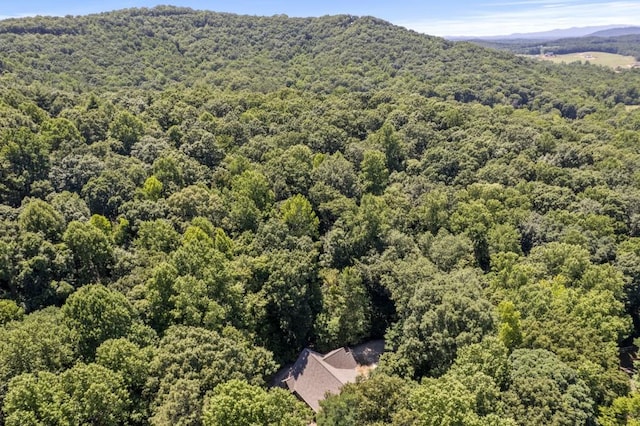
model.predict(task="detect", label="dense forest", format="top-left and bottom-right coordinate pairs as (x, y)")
top-left (2, 5), bottom-right (640, 425)
top-left (475, 33), bottom-right (640, 61)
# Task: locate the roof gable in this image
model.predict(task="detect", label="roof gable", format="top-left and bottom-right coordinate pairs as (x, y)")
top-left (323, 347), bottom-right (358, 369)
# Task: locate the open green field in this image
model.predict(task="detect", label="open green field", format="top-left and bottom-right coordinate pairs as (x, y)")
top-left (531, 51), bottom-right (638, 69)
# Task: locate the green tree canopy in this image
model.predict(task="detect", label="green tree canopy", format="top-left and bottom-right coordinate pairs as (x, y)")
top-left (202, 379), bottom-right (311, 426)
top-left (148, 325), bottom-right (276, 425)
top-left (3, 363), bottom-right (130, 426)
top-left (61, 284), bottom-right (135, 358)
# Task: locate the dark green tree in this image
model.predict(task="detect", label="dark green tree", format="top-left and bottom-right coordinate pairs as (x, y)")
top-left (359, 150), bottom-right (388, 195)
top-left (61, 284), bottom-right (134, 358)
top-left (4, 363), bottom-right (130, 426)
top-left (63, 221), bottom-right (114, 285)
top-left (110, 111), bottom-right (145, 153)
top-left (202, 379), bottom-right (311, 426)
top-left (382, 268), bottom-right (495, 378)
top-left (148, 325), bottom-right (276, 425)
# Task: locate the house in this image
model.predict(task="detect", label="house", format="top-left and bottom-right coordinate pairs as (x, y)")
top-left (283, 347), bottom-right (359, 412)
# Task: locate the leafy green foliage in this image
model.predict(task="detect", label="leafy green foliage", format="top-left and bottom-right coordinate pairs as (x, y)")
top-left (248, 246), bottom-right (321, 360)
top-left (202, 379), bottom-right (311, 426)
top-left (315, 267), bottom-right (370, 351)
top-left (382, 268), bottom-right (495, 377)
top-left (502, 349), bottom-right (595, 425)
top-left (110, 111), bottom-right (145, 153)
top-left (4, 363), bottom-right (130, 426)
top-left (63, 221), bottom-right (113, 285)
top-left (360, 150), bottom-right (389, 194)
top-left (280, 194), bottom-right (319, 238)
top-left (599, 391), bottom-right (640, 426)
top-left (0, 128), bottom-right (49, 205)
top-left (1, 6), bottom-right (640, 424)
top-left (0, 299), bottom-right (23, 325)
top-left (405, 374), bottom-right (513, 426)
top-left (0, 308), bottom-right (78, 404)
top-left (147, 326), bottom-right (276, 425)
top-left (18, 199), bottom-right (65, 241)
top-left (61, 284), bottom-right (134, 358)
top-left (318, 374), bottom-right (413, 426)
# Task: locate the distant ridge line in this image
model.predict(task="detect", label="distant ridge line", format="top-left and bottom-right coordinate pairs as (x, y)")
top-left (447, 24), bottom-right (635, 41)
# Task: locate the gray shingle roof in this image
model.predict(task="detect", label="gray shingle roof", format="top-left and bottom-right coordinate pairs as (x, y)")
top-left (283, 347), bottom-right (359, 412)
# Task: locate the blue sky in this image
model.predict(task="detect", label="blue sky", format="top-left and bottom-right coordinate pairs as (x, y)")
top-left (1, 1), bottom-right (639, 37)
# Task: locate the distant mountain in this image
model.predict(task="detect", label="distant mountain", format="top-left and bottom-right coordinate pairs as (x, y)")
top-left (588, 26), bottom-right (640, 37)
top-left (450, 25), bottom-right (630, 41)
top-left (468, 32), bottom-right (640, 61)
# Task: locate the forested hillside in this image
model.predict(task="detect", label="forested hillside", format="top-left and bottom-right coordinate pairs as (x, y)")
top-left (2, 6), bottom-right (640, 425)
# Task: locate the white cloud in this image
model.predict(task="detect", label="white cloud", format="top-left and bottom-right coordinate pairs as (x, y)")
top-left (397, 1), bottom-right (640, 37)
top-left (483, 0), bottom-right (581, 6)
